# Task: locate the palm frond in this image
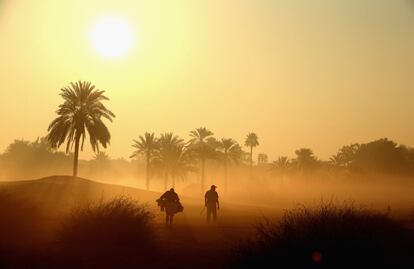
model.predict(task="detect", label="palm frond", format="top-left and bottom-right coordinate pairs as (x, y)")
top-left (46, 81), bottom-right (115, 154)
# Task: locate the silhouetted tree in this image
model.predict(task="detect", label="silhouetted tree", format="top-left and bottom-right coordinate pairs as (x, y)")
top-left (330, 144), bottom-right (360, 168)
top-left (270, 156), bottom-right (291, 181)
top-left (153, 133), bottom-right (185, 189)
top-left (93, 151), bottom-right (110, 162)
top-left (292, 148), bottom-right (318, 172)
top-left (32, 137), bottom-right (54, 153)
top-left (272, 156), bottom-right (290, 170)
top-left (4, 139), bottom-right (33, 157)
top-left (130, 133), bottom-right (159, 190)
top-left (168, 144), bottom-right (197, 188)
top-left (189, 127), bottom-right (217, 194)
top-left (402, 145), bottom-right (414, 169)
top-left (257, 153), bottom-right (268, 165)
top-left (47, 81), bottom-right (115, 177)
top-left (351, 138), bottom-right (413, 174)
top-left (244, 132), bottom-right (259, 167)
top-left (329, 155), bottom-right (342, 168)
top-left (90, 151), bottom-right (111, 177)
top-left (217, 138), bottom-right (243, 193)
top-left (0, 138), bottom-right (71, 179)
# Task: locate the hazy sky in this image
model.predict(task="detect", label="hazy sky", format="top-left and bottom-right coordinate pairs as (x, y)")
top-left (0, 0), bottom-right (413, 160)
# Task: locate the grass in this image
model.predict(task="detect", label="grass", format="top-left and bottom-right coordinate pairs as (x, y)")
top-left (233, 201), bottom-right (414, 269)
top-left (58, 196), bottom-right (154, 247)
top-left (51, 196), bottom-right (157, 268)
top-left (2, 183), bottom-right (414, 269)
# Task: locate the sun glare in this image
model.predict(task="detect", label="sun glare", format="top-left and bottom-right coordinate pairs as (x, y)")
top-left (91, 17), bottom-right (133, 59)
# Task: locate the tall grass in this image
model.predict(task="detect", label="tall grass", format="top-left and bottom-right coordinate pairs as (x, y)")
top-left (58, 196), bottom-right (154, 248)
top-left (233, 201), bottom-right (414, 269)
top-left (0, 194), bottom-right (158, 267)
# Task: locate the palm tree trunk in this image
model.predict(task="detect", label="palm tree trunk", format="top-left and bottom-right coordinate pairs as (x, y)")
top-left (201, 158), bottom-right (205, 195)
top-left (145, 154), bottom-right (150, 191)
top-left (224, 159), bottom-right (228, 194)
top-left (250, 146), bottom-right (253, 168)
top-left (73, 133), bottom-right (81, 177)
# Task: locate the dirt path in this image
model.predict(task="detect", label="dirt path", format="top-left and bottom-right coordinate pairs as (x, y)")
top-left (150, 205), bottom-right (270, 269)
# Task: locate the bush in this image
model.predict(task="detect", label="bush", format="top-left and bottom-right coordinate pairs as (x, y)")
top-left (233, 201), bottom-right (414, 269)
top-left (59, 196), bottom-right (154, 249)
top-left (0, 190), bottom-right (44, 246)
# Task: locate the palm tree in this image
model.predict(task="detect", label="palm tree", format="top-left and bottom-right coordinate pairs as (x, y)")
top-left (93, 151), bottom-right (110, 162)
top-left (270, 156), bottom-right (291, 185)
top-left (153, 133), bottom-right (185, 190)
top-left (47, 81), bottom-right (115, 177)
top-left (189, 127), bottom-right (216, 194)
top-left (244, 132), bottom-right (259, 167)
top-left (130, 132), bottom-right (159, 191)
top-left (293, 148), bottom-right (318, 172)
top-left (217, 138), bottom-right (243, 193)
top-left (92, 151), bottom-right (110, 177)
top-left (189, 127), bottom-right (214, 144)
top-left (271, 156), bottom-right (290, 170)
top-left (168, 145), bottom-right (197, 188)
top-left (329, 155), bottom-right (342, 168)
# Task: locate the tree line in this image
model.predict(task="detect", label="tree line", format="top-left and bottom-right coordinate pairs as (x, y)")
top-left (269, 139), bottom-right (414, 176)
top-left (1, 81), bottom-right (413, 188)
top-left (130, 128), bottom-right (253, 192)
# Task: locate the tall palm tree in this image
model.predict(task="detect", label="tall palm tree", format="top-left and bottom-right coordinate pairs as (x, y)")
top-left (153, 133), bottom-right (185, 190)
top-left (218, 138), bottom-right (243, 193)
top-left (189, 127), bottom-right (216, 194)
top-left (130, 132), bottom-right (159, 190)
top-left (244, 132), bottom-right (259, 168)
top-left (168, 144), bottom-right (197, 188)
top-left (47, 81), bottom-right (115, 177)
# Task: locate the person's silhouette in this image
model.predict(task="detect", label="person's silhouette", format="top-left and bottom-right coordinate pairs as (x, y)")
top-left (204, 185), bottom-right (219, 224)
top-left (158, 188), bottom-right (180, 225)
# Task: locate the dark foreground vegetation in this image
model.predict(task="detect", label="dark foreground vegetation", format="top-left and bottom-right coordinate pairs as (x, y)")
top-left (0, 193), bottom-right (160, 269)
top-left (0, 191), bottom-right (158, 268)
top-left (0, 179), bottom-right (234, 269)
top-left (60, 197), bottom-right (153, 247)
top-left (233, 202), bottom-right (414, 269)
top-left (1, 182), bottom-right (413, 269)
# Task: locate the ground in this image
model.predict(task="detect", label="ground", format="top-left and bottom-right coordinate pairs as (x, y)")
top-left (1, 176), bottom-right (413, 269)
top-left (0, 176), bottom-right (279, 269)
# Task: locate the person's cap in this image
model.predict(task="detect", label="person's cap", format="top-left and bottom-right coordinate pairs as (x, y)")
top-left (170, 188), bottom-right (174, 191)
top-left (211, 185), bottom-right (217, 189)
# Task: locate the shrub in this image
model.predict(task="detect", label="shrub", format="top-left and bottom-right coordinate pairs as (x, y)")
top-left (233, 201), bottom-right (414, 269)
top-left (0, 190), bottom-right (44, 246)
top-left (58, 196), bottom-right (154, 249)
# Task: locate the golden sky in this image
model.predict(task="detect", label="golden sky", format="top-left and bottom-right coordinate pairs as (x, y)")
top-left (0, 0), bottom-right (413, 160)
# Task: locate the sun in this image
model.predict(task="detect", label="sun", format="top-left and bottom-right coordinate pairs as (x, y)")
top-left (90, 17), bottom-right (133, 59)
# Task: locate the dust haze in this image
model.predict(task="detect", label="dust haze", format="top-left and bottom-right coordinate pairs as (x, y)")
top-left (1, 136), bottom-right (413, 211)
top-left (1, 0), bottom-right (414, 267)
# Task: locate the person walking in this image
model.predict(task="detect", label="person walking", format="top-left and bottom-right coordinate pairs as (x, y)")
top-left (204, 185), bottom-right (219, 224)
top-left (157, 188), bottom-right (183, 225)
